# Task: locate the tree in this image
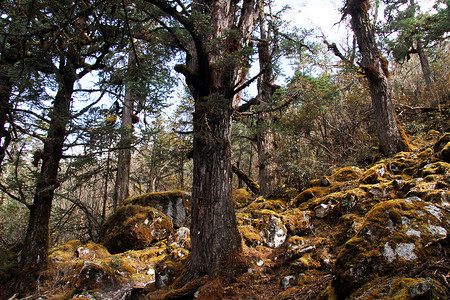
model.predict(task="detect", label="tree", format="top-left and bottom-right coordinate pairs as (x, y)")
top-left (343, 0), bottom-right (408, 156)
top-left (382, 0), bottom-right (433, 85)
top-left (142, 0), bottom-right (259, 279)
top-left (255, 1), bottom-right (278, 198)
top-left (5, 1), bottom-right (127, 293)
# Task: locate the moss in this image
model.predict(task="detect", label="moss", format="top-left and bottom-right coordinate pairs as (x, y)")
top-left (49, 239), bottom-right (82, 262)
top-left (71, 261), bottom-right (118, 291)
top-left (388, 277), bottom-right (446, 299)
top-left (291, 186), bottom-right (330, 207)
top-left (247, 199), bottom-right (286, 211)
top-left (238, 225), bottom-right (263, 246)
top-left (433, 132), bottom-right (450, 153)
top-left (331, 166), bottom-right (363, 182)
top-left (418, 147), bottom-right (434, 159)
top-left (0, 249), bottom-right (17, 284)
top-left (281, 209), bottom-right (313, 236)
top-left (421, 162), bottom-right (450, 176)
top-left (101, 205), bottom-right (174, 254)
top-left (438, 142), bottom-right (450, 162)
top-left (333, 198), bottom-right (450, 298)
top-left (232, 189), bottom-right (253, 208)
top-left (360, 163), bottom-right (388, 184)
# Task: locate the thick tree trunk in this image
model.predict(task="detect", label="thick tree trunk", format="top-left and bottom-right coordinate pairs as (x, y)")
top-left (189, 97), bottom-right (242, 277)
top-left (347, 0), bottom-right (408, 156)
top-left (112, 53), bottom-right (136, 210)
top-left (18, 71), bottom-right (74, 294)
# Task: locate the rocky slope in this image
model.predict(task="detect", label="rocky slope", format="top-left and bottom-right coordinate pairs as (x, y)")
top-left (1, 131), bottom-right (449, 299)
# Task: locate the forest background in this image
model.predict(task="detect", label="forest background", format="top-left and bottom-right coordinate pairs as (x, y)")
top-left (0, 0), bottom-right (448, 295)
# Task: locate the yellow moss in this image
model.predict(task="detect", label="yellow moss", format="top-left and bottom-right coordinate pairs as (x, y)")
top-left (331, 166), bottom-right (363, 182)
top-left (247, 199), bottom-right (286, 211)
top-left (238, 225), bottom-right (263, 246)
top-left (421, 162), bottom-right (450, 176)
top-left (291, 186), bottom-right (330, 207)
top-left (438, 142), bottom-right (450, 162)
top-left (124, 191), bottom-right (191, 214)
top-left (360, 163), bottom-right (389, 184)
top-left (388, 277), bottom-right (446, 299)
top-left (418, 147), bottom-right (433, 159)
top-left (232, 189), bottom-right (253, 208)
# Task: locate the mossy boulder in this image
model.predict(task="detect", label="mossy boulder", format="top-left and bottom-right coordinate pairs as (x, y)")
top-left (239, 225), bottom-right (264, 247)
top-left (331, 166), bottom-right (363, 182)
top-left (125, 191), bottom-right (191, 228)
top-left (360, 163), bottom-right (389, 184)
top-left (71, 261), bottom-right (118, 292)
top-left (101, 205), bottom-right (174, 254)
top-left (421, 162), bottom-right (450, 177)
top-left (291, 186), bottom-right (330, 207)
top-left (332, 198), bottom-right (450, 298)
top-left (233, 189), bottom-right (253, 208)
top-left (280, 209), bottom-right (313, 236)
top-left (352, 277), bottom-right (447, 300)
top-left (438, 142), bottom-right (450, 162)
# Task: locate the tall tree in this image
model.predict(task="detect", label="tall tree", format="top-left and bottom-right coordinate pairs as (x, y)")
top-left (142, 0), bottom-right (258, 279)
top-left (112, 52), bottom-right (137, 210)
top-left (255, 1), bottom-right (277, 198)
top-left (343, 0), bottom-right (408, 156)
top-left (11, 1), bottom-right (125, 293)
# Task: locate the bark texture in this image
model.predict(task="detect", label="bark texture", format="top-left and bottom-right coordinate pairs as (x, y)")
top-left (346, 0), bottom-right (408, 156)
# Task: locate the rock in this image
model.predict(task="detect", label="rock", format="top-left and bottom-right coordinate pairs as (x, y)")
top-left (291, 186), bottom-right (330, 207)
top-left (233, 189), bottom-right (253, 208)
top-left (331, 166), bottom-right (363, 182)
top-left (71, 261), bottom-right (118, 292)
top-left (259, 215), bottom-right (287, 248)
top-left (125, 191), bottom-right (191, 228)
top-left (332, 198), bottom-right (450, 298)
top-left (438, 142), bottom-right (450, 162)
top-left (101, 205), bottom-right (174, 254)
top-left (281, 209), bottom-right (313, 236)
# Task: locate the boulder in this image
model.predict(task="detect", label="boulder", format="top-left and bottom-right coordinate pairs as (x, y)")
top-left (331, 166), bottom-right (363, 182)
top-left (125, 191), bottom-right (191, 228)
top-left (101, 205), bottom-right (174, 254)
top-left (332, 198), bottom-right (450, 298)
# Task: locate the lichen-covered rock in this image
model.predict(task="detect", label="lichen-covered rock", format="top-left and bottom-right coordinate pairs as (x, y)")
top-left (101, 205), bottom-right (174, 254)
top-left (332, 198), bottom-right (450, 298)
top-left (331, 166), bottom-right (363, 182)
top-left (239, 225), bottom-right (264, 246)
top-left (258, 215), bottom-right (287, 248)
top-left (125, 191), bottom-right (191, 228)
top-left (71, 261), bottom-right (118, 292)
top-left (281, 209), bottom-right (313, 236)
top-left (352, 277), bottom-right (447, 300)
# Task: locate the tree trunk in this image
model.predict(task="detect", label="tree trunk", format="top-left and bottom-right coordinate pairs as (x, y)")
top-left (0, 61), bottom-right (13, 170)
top-left (346, 0), bottom-right (408, 156)
top-left (112, 53), bottom-right (136, 210)
top-left (18, 67), bottom-right (74, 294)
top-left (182, 0), bottom-right (258, 279)
top-left (417, 40), bottom-right (432, 86)
top-left (256, 11), bottom-right (277, 197)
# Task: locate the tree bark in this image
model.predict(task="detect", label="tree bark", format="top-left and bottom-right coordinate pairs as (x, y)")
top-left (256, 8), bottom-right (277, 197)
top-left (346, 0), bottom-right (408, 156)
top-left (18, 63), bottom-right (74, 293)
top-left (417, 40), bottom-right (432, 86)
top-left (112, 52), bottom-right (136, 211)
top-left (0, 60), bottom-right (13, 171)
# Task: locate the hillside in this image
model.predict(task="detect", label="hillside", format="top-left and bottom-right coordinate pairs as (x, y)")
top-left (1, 130), bottom-right (449, 299)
